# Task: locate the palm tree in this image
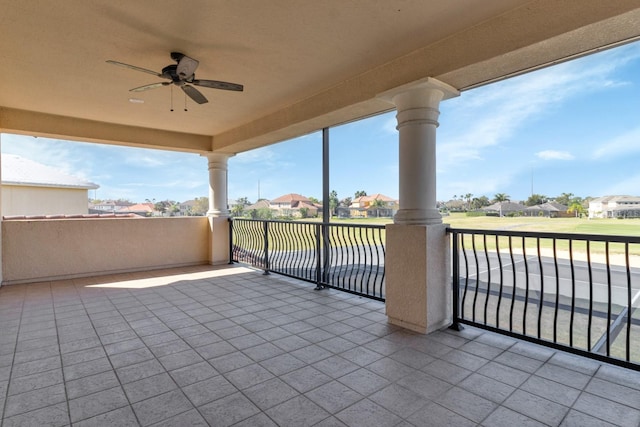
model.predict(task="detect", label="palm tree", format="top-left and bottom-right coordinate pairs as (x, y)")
top-left (493, 193), bottom-right (510, 217)
top-left (464, 193), bottom-right (473, 211)
top-left (567, 202), bottom-right (585, 218)
top-left (369, 197), bottom-right (386, 217)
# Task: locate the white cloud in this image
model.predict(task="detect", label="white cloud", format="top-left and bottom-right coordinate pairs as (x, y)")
top-left (601, 173), bottom-right (640, 196)
top-left (438, 43), bottom-right (640, 168)
top-left (536, 150), bottom-right (574, 160)
top-left (592, 126), bottom-right (640, 160)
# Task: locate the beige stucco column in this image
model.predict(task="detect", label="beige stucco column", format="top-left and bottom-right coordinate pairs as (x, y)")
top-left (0, 137), bottom-right (3, 285)
top-left (378, 78), bottom-right (459, 333)
top-left (204, 152), bottom-right (232, 265)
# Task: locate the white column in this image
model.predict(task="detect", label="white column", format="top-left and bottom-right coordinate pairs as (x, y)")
top-left (378, 78), bottom-right (459, 333)
top-left (206, 153), bottom-right (231, 217)
top-left (383, 79), bottom-right (458, 225)
top-left (203, 152), bottom-right (232, 265)
top-left (0, 136), bottom-right (3, 285)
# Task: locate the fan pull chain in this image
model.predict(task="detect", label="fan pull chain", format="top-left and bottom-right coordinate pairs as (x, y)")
top-left (184, 93), bottom-right (188, 112)
top-left (170, 86), bottom-right (174, 112)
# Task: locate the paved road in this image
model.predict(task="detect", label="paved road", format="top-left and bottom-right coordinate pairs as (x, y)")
top-left (457, 251), bottom-right (640, 307)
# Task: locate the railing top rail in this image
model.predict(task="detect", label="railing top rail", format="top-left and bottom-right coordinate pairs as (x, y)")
top-left (446, 227), bottom-right (640, 244)
top-left (231, 218), bottom-right (386, 230)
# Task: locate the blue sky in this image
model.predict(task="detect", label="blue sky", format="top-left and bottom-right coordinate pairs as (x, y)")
top-left (3, 40), bottom-right (640, 204)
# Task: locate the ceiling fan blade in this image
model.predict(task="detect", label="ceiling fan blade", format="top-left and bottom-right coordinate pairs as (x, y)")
top-left (129, 82), bottom-right (170, 92)
top-left (177, 55), bottom-right (199, 80)
top-left (192, 79), bottom-right (244, 92)
top-left (182, 85), bottom-right (208, 104)
top-left (106, 60), bottom-right (163, 77)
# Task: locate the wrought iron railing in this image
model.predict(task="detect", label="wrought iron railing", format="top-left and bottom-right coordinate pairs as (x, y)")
top-left (449, 228), bottom-right (640, 370)
top-left (230, 218), bottom-right (385, 300)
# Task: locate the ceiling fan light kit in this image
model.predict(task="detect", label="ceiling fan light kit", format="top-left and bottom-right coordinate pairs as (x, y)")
top-left (106, 52), bottom-right (243, 107)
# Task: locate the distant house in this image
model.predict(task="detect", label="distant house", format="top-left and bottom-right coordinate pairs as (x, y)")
top-left (179, 199), bottom-right (197, 216)
top-left (269, 193), bottom-right (320, 217)
top-left (117, 203), bottom-right (155, 217)
top-left (481, 201), bottom-right (526, 217)
top-left (588, 195), bottom-right (640, 219)
top-left (335, 193), bottom-right (398, 218)
top-left (523, 202), bottom-right (569, 218)
top-left (2, 154), bottom-right (99, 216)
top-left (244, 194), bottom-right (320, 218)
top-left (90, 200), bottom-right (134, 213)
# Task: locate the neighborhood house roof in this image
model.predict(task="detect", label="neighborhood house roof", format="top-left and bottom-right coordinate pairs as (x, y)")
top-left (2, 154), bottom-right (99, 190)
top-left (353, 194), bottom-right (396, 203)
top-left (525, 202), bottom-right (568, 212)
top-left (591, 195), bottom-right (640, 204)
top-left (482, 202), bottom-right (526, 212)
top-left (270, 193), bottom-right (311, 203)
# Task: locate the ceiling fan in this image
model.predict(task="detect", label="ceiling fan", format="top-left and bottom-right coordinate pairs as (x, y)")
top-left (106, 52), bottom-right (243, 105)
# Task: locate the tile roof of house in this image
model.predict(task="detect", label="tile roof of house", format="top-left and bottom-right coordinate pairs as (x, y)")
top-left (482, 201), bottom-right (526, 212)
top-left (117, 203), bottom-right (155, 213)
top-left (246, 200), bottom-right (271, 210)
top-left (2, 154), bottom-right (99, 190)
top-left (591, 195), bottom-right (640, 204)
top-left (270, 193), bottom-right (311, 203)
top-left (353, 193), bottom-right (396, 203)
top-left (3, 213), bottom-right (138, 220)
top-left (525, 202), bottom-right (568, 212)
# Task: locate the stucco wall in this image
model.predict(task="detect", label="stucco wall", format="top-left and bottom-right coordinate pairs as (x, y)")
top-left (2, 217), bottom-right (210, 284)
top-left (2, 185), bottom-right (90, 216)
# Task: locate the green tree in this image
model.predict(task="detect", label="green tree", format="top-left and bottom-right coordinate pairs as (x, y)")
top-left (354, 190), bottom-right (367, 198)
top-left (308, 196), bottom-right (320, 204)
top-left (329, 190), bottom-right (339, 216)
top-left (464, 193), bottom-right (473, 211)
top-left (236, 197), bottom-right (251, 207)
top-left (493, 193), bottom-right (510, 217)
top-left (471, 196), bottom-right (490, 210)
top-left (567, 202), bottom-right (585, 218)
top-left (231, 204), bottom-right (245, 217)
top-left (525, 194), bottom-right (548, 206)
top-left (369, 198), bottom-right (386, 217)
top-left (299, 207), bottom-right (309, 218)
top-left (191, 197), bottom-right (209, 216)
top-left (154, 200), bottom-right (170, 216)
top-left (554, 192), bottom-right (574, 206)
top-left (340, 197), bottom-right (352, 207)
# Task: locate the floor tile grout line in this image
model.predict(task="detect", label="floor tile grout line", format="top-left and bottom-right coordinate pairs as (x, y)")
top-left (0, 284), bottom-right (26, 422)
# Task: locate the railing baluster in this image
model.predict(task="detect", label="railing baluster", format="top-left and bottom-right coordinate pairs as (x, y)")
top-left (537, 237), bottom-right (544, 340)
top-left (495, 234), bottom-right (503, 329)
top-left (509, 236), bottom-right (516, 333)
top-left (587, 240), bottom-right (593, 351)
top-left (569, 239), bottom-right (576, 348)
top-left (626, 242), bottom-right (632, 362)
top-left (461, 232), bottom-right (470, 322)
top-left (451, 231), bottom-right (462, 330)
top-left (553, 238), bottom-right (559, 343)
top-left (471, 233), bottom-right (480, 323)
top-left (523, 236), bottom-right (529, 336)
top-left (606, 241), bottom-right (611, 356)
top-left (483, 233), bottom-right (491, 326)
top-left (263, 220), bottom-right (270, 274)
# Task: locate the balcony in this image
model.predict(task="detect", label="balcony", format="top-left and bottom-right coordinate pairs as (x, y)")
top-left (2, 264), bottom-right (640, 426)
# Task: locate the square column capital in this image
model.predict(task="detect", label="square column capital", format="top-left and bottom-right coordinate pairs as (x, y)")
top-left (377, 77), bottom-right (459, 110)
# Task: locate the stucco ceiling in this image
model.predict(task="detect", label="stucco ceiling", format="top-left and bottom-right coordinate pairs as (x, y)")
top-left (1, 1), bottom-right (640, 154)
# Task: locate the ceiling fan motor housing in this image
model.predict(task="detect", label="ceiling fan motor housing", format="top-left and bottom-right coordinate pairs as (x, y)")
top-left (162, 65), bottom-right (182, 83)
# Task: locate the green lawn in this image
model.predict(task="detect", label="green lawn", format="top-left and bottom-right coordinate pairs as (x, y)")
top-left (329, 213), bottom-right (640, 237)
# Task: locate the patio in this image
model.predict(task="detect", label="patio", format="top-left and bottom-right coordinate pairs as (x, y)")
top-left (1, 265), bottom-right (639, 426)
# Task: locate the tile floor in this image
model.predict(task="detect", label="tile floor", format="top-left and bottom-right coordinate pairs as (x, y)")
top-left (1, 265), bottom-right (640, 426)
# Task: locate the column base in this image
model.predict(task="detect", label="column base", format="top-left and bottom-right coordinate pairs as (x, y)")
top-left (394, 208), bottom-right (442, 225)
top-left (385, 223), bottom-right (452, 334)
top-left (208, 215), bottom-right (231, 265)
